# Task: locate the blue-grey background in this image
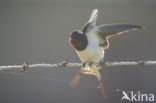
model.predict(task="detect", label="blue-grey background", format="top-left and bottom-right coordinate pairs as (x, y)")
top-left (0, 0), bottom-right (156, 103)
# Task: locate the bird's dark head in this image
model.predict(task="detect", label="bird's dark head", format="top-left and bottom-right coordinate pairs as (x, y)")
top-left (69, 30), bottom-right (88, 51)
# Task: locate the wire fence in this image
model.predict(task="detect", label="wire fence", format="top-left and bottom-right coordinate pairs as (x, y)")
top-left (1, 60), bottom-right (156, 94)
top-left (0, 60), bottom-right (156, 71)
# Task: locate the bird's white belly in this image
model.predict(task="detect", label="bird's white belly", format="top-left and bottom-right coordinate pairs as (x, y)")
top-left (76, 32), bottom-right (104, 63)
top-left (76, 46), bottom-right (104, 63)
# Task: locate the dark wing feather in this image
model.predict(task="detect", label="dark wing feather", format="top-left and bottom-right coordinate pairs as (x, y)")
top-left (82, 9), bottom-right (98, 33)
top-left (93, 23), bottom-right (144, 50)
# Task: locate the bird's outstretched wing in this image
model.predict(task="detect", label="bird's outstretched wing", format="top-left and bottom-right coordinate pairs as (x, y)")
top-left (93, 23), bottom-right (144, 50)
top-left (82, 9), bottom-right (98, 33)
top-left (82, 9), bottom-right (144, 50)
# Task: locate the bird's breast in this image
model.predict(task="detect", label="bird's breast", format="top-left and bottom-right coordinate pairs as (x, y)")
top-left (76, 32), bottom-right (104, 63)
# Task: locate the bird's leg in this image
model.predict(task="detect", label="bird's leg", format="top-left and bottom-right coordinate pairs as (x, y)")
top-left (95, 71), bottom-right (108, 99)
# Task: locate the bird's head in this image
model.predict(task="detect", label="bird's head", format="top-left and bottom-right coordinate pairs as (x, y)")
top-left (69, 30), bottom-right (88, 51)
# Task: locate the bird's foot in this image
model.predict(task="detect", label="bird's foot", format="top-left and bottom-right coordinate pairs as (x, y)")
top-left (82, 62), bottom-right (86, 68)
top-left (83, 62), bottom-right (97, 69)
top-left (88, 62), bottom-right (95, 67)
top-left (97, 59), bottom-right (105, 67)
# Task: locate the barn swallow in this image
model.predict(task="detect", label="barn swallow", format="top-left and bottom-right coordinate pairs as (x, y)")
top-left (69, 9), bottom-right (144, 99)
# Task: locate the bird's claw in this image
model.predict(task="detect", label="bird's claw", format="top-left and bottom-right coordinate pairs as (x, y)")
top-left (83, 62), bottom-right (96, 68)
top-left (88, 62), bottom-right (95, 67)
top-left (97, 59), bottom-right (105, 67)
top-left (82, 62), bottom-right (86, 68)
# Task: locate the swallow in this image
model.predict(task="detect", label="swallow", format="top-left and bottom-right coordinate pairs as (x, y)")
top-left (69, 9), bottom-right (144, 99)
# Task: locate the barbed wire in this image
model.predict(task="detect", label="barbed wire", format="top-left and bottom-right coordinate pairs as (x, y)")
top-left (1, 60), bottom-right (155, 95)
top-left (0, 60), bottom-right (156, 71)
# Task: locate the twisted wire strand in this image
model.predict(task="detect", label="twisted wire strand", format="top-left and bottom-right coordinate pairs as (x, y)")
top-left (1, 60), bottom-right (155, 94)
top-left (0, 60), bottom-right (156, 71)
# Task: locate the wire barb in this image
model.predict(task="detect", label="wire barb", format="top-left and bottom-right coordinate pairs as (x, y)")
top-left (0, 60), bottom-right (156, 71)
top-left (57, 61), bottom-right (69, 67)
top-left (21, 62), bottom-right (29, 72)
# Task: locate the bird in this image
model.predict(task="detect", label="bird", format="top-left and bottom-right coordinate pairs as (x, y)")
top-left (69, 9), bottom-right (144, 99)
